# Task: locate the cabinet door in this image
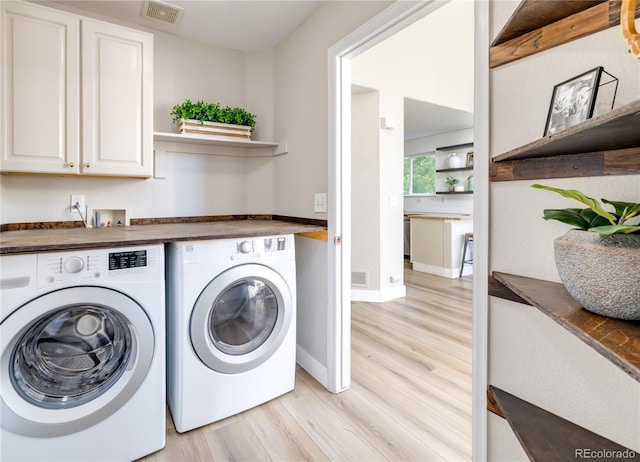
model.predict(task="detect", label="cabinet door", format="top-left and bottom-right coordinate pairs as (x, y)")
top-left (0, 1), bottom-right (80, 174)
top-left (410, 218), bottom-right (445, 267)
top-left (81, 20), bottom-right (153, 177)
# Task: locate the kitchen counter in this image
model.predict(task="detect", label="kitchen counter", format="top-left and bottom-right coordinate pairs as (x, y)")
top-left (409, 214), bottom-right (473, 278)
top-left (405, 213), bottom-right (472, 220)
top-left (0, 219), bottom-right (326, 255)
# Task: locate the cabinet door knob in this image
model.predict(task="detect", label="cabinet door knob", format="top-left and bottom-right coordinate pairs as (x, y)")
top-left (67, 162), bottom-right (75, 168)
top-left (84, 162), bottom-right (91, 168)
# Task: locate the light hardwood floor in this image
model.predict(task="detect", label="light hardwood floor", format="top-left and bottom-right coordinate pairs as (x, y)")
top-left (139, 267), bottom-right (473, 462)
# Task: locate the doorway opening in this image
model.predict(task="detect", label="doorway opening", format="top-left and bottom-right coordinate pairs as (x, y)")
top-left (327, 1), bottom-right (490, 460)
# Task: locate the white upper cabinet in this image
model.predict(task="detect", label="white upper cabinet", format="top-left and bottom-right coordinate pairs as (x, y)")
top-left (0, 2), bottom-right (153, 178)
top-left (81, 19), bottom-right (153, 177)
top-left (0, 2), bottom-right (80, 174)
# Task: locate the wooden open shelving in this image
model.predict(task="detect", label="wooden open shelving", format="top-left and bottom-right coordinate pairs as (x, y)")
top-left (490, 0), bottom-right (640, 68)
top-left (489, 99), bottom-right (640, 181)
top-left (489, 272), bottom-right (640, 382)
top-left (436, 191), bottom-right (473, 195)
top-left (436, 167), bottom-right (473, 173)
top-left (487, 386), bottom-right (635, 460)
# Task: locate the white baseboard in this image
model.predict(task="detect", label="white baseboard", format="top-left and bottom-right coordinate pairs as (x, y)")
top-left (296, 345), bottom-right (328, 388)
top-left (351, 285), bottom-right (406, 302)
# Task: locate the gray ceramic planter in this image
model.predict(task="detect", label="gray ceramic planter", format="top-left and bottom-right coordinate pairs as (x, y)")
top-left (554, 230), bottom-right (640, 320)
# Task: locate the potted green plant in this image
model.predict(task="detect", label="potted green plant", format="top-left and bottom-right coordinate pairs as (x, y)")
top-left (532, 184), bottom-right (640, 320)
top-left (171, 99), bottom-right (257, 140)
top-left (445, 177), bottom-right (460, 192)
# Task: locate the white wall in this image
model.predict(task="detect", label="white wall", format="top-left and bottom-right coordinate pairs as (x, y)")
top-left (351, 90), bottom-right (382, 293)
top-left (488, 1), bottom-right (640, 457)
top-left (351, 0), bottom-right (474, 113)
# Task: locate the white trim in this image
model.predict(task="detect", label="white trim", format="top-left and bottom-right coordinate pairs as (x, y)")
top-left (296, 346), bottom-right (328, 388)
top-left (327, 0), bottom-right (444, 395)
top-left (472, 1), bottom-right (490, 460)
top-left (351, 285), bottom-right (407, 303)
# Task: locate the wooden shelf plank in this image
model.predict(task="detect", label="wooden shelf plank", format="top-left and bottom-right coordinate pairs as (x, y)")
top-left (491, 0), bottom-right (606, 46)
top-left (489, 147), bottom-right (640, 181)
top-left (490, 0), bottom-right (640, 68)
top-left (488, 386), bottom-right (634, 460)
top-left (492, 100), bottom-right (640, 162)
top-left (436, 167), bottom-right (473, 173)
top-left (436, 191), bottom-right (473, 195)
top-left (491, 272), bottom-right (640, 382)
top-left (435, 142), bottom-right (473, 151)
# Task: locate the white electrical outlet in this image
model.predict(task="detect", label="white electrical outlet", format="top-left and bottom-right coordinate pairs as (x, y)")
top-left (314, 193), bottom-right (327, 213)
top-left (70, 194), bottom-right (85, 214)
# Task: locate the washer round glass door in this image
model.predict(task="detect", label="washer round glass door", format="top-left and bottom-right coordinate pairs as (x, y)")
top-left (0, 286), bottom-right (154, 437)
top-left (190, 264), bottom-right (293, 374)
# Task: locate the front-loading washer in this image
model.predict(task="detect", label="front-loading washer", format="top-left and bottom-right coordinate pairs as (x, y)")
top-left (0, 244), bottom-right (165, 461)
top-left (165, 234), bottom-right (296, 433)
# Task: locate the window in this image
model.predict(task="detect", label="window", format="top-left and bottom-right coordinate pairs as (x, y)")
top-left (404, 153), bottom-right (436, 195)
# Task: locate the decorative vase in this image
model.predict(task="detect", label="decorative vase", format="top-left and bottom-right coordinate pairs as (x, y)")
top-left (453, 185), bottom-right (465, 192)
top-left (553, 229), bottom-right (640, 320)
top-left (447, 153), bottom-right (463, 169)
top-left (467, 175), bottom-right (474, 191)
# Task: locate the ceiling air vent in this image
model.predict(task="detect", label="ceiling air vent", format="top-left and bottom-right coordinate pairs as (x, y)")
top-left (143, 0), bottom-right (183, 26)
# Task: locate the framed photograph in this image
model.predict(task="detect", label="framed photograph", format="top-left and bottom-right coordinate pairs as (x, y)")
top-left (544, 66), bottom-right (603, 136)
top-left (465, 151), bottom-right (474, 167)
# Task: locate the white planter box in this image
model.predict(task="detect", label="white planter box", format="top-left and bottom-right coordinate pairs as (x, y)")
top-left (178, 119), bottom-right (252, 140)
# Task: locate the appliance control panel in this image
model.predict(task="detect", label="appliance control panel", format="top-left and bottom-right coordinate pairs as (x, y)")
top-left (231, 235), bottom-right (290, 260)
top-left (37, 245), bottom-right (163, 287)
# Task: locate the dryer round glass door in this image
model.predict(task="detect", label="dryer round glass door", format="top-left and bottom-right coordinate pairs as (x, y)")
top-left (190, 264), bottom-right (293, 374)
top-left (0, 286), bottom-right (154, 437)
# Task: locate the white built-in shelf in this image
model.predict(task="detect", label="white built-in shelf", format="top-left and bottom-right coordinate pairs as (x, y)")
top-left (153, 132), bottom-right (287, 157)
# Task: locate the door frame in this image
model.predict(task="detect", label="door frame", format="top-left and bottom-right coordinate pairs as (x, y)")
top-left (327, 1), bottom-right (490, 459)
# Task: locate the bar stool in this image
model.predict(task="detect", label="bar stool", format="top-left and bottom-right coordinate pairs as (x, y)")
top-left (459, 232), bottom-right (474, 277)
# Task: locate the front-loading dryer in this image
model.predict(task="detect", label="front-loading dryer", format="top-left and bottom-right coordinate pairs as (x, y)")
top-left (0, 244), bottom-right (165, 461)
top-left (165, 235), bottom-right (296, 433)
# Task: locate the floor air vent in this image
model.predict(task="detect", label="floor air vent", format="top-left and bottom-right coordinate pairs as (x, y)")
top-left (143, 0), bottom-right (184, 26)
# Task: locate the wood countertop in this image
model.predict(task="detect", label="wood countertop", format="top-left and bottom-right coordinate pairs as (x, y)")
top-left (0, 219), bottom-right (326, 255)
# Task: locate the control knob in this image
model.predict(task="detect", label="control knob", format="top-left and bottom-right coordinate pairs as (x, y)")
top-left (238, 240), bottom-right (253, 254)
top-left (64, 256), bottom-right (85, 273)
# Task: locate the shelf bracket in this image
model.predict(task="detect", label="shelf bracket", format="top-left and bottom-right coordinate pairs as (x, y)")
top-left (622, 0), bottom-right (640, 59)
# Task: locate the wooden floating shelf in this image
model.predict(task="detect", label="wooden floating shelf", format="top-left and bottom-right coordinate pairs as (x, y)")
top-left (490, 0), bottom-right (640, 68)
top-left (436, 167), bottom-right (473, 173)
top-left (436, 142), bottom-right (473, 151)
top-left (436, 191), bottom-right (473, 195)
top-left (489, 272), bottom-right (640, 382)
top-left (490, 99), bottom-right (640, 181)
top-left (487, 385), bottom-right (634, 460)
top-left (493, 100), bottom-right (640, 162)
top-left (153, 132), bottom-right (287, 156)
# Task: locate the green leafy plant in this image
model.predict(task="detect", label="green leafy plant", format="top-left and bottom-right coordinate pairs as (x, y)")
top-left (445, 177), bottom-right (459, 186)
top-left (532, 184), bottom-right (640, 235)
top-left (171, 99), bottom-right (256, 128)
